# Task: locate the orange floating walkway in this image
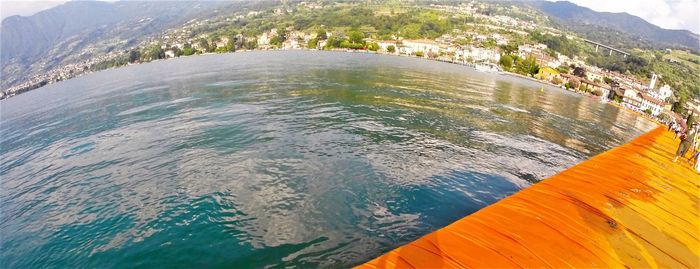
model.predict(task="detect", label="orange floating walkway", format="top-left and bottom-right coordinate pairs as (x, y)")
top-left (358, 127), bottom-right (699, 268)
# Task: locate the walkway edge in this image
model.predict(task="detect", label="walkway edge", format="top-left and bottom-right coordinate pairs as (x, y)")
top-left (357, 127), bottom-right (699, 268)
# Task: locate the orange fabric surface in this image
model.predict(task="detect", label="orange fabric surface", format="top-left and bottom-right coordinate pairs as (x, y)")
top-left (358, 127), bottom-right (699, 268)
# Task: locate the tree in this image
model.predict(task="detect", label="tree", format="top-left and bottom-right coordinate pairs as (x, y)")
top-left (499, 43), bottom-right (518, 54)
top-left (316, 29), bottom-right (327, 40)
top-left (499, 54), bottom-right (513, 69)
top-left (387, 45), bottom-right (396, 53)
top-left (686, 112), bottom-right (696, 126)
top-left (553, 77), bottom-right (565, 85)
top-left (277, 29), bottom-right (288, 43)
top-left (324, 35), bottom-right (342, 49)
top-left (226, 37), bottom-right (236, 52)
top-left (348, 30), bottom-right (365, 45)
top-left (198, 39), bottom-right (211, 52)
top-left (415, 51), bottom-right (424, 57)
top-left (128, 50), bottom-right (141, 63)
top-left (579, 83), bottom-right (588, 92)
top-left (270, 36), bottom-right (282, 47)
top-left (516, 56), bottom-right (539, 76)
top-left (603, 77), bottom-right (613, 84)
top-left (482, 38), bottom-right (497, 49)
top-left (244, 39), bottom-right (257, 50)
top-left (556, 65), bottom-right (570, 74)
top-left (573, 66), bottom-right (586, 78)
top-left (182, 47), bottom-right (195, 56)
top-left (171, 47), bottom-right (183, 57)
top-left (308, 38), bottom-right (318, 49)
top-left (565, 78), bottom-right (580, 90)
top-left (141, 45), bottom-right (164, 61)
top-left (367, 42), bottom-right (380, 51)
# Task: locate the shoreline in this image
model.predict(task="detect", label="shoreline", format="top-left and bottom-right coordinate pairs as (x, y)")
top-left (0, 49), bottom-right (649, 121)
top-left (0, 48), bottom-right (563, 96)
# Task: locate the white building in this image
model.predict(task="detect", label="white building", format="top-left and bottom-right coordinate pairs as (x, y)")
top-left (378, 40), bottom-right (398, 52)
top-left (401, 39), bottom-right (441, 55)
top-left (622, 88), bottom-right (643, 109)
top-left (317, 40), bottom-right (327, 49)
top-left (657, 84), bottom-right (673, 101)
top-left (649, 72), bottom-right (658, 89)
top-left (639, 93), bottom-right (665, 116)
top-left (282, 39), bottom-right (299, 49)
top-left (491, 33), bottom-right (508, 46)
top-left (463, 46), bottom-right (500, 63)
top-left (257, 33), bottom-right (271, 46)
top-left (257, 29), bottom-right (278, 47)
top-left (398, 46), bottom-right (414, 55)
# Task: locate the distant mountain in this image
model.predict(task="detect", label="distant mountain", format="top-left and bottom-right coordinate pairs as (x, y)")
top-left (524, 1), bottom-right (700, 51)
top-left (0, 1), bottom-right (238, 88)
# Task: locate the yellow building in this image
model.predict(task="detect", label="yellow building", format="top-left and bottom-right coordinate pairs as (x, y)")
top-left (536, 67), bottom-right (560, 82)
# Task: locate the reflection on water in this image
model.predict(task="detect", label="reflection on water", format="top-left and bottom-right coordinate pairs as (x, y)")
top-left (0, 51), bottom-right (654, 268)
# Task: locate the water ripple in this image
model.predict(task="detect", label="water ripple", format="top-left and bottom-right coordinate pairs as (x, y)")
top-left (0, 51), bottom-right (654, 268)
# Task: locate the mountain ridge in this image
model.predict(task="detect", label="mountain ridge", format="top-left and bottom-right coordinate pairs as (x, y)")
top-left (2, 0), bottom-right (699, 90)
top-left (0, 1), bottom-right (236, 88)
top-left (524, 1), bottom-right (700, 51)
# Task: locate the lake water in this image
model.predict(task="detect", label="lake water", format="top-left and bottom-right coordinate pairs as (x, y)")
top-left (0, 51), bottom-right (655, 268)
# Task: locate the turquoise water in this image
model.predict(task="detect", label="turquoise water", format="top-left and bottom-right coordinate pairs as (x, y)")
top-left (0, 51), bottom-right (654, 268)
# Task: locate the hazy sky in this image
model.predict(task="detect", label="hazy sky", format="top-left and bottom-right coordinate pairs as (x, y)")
top-left (1, 1), bottom-right (69, 19)
top-left (564, 0), bottom-right (700, 34)
top-left (1, 0), bottom-right (699, 34)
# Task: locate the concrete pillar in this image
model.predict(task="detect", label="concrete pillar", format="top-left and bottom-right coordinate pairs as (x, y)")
top-left (609, 49), bottom-right (612, 56)
top-left (595, 44), bottom-right (599, 52)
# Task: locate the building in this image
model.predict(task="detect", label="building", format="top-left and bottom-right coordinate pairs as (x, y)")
top-left (518, 44), bottom-right (558, 68)
top-left (491, 33), bottom-right (508, 45)
top-left (398, 46), bottom-right (414, 56)
top-left (401, 39), bottom-right (441, 56)
top-left (317, 39), bottom-right (327, 49)
top-left (536, 67), bottom-right (560, 82)
top-left (639, 93), bottom-right (665, 116)
top-left (378, 40), bottom-right (398, 52)
top-left (191, 42), bottom-right (207, 53)
top-left (282, 38), bottom-right (299, 49)
top-left (656, 84), bottom-right (673, 101)
top-left (462, 46), bottom-right (500, 63)
top-left (257, 33), bottom-right (271, 46)
top-left (622, 88), bottom-right (642, 110)
top-left (585, 69), bottom-right (606, 83)
top-left (257, 29), bottom-right (277, 47)
top-left (608, 87), bottom-right (626, 101)
top-left (580, 78), bottom-right (610, 97)
top-left (649, 72), bottom-right (658, 89)
top-left (686, 99), bottom-right (700, 113)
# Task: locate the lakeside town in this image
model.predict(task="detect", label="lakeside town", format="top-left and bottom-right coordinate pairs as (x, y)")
top-left (3, 1), bottom-right (699, 124)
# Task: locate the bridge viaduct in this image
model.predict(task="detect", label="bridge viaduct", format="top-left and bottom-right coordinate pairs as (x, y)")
top-left (583, 39), bottom-right (630, 57)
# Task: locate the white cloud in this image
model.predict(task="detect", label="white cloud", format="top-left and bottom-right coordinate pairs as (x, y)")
top-left (561, 0), bottom-right (700, 34)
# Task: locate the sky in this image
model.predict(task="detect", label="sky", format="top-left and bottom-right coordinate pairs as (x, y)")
top-left (1, 0), bottom-right (699, 33)
top-left (1, 1), bottom-right (68, 19)
top-left (562, 0), bottom-right (700, 34)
